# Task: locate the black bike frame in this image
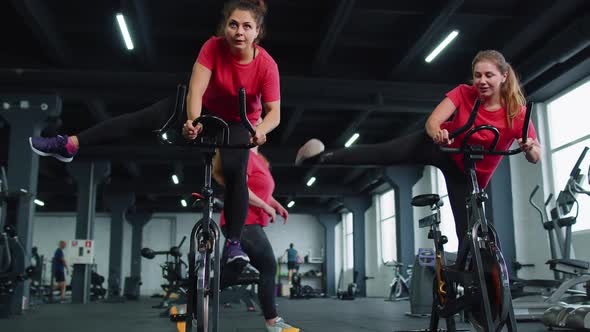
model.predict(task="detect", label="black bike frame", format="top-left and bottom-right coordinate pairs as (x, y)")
top-left (180, 87), bottom-right (255, 332)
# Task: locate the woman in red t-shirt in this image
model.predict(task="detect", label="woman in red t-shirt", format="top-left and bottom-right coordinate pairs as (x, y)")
top-left (29, 0), bottom-right (281, 267)
top-left (213, 146), bottom-right (297, 331)
top-left (183, 0), bottom-right (281, 266)
top-left (296, 50), bottom-right (542, 251)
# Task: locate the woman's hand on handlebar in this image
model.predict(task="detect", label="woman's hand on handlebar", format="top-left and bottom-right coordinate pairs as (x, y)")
top-left (251, 131), bottom-right (267, 146)
top-left (183, 120), bottom-right (203, 140)
top-left (518, 137), bottom-right (541, 164)
top-left (431, 129), bottom-right (454, 145)
top-left (517, 137), bottom-right (538, 153)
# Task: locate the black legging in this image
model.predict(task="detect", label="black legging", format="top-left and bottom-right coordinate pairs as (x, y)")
top-left (221, 225), bottom-right (278, 320)
top-left (77, 97), bottom-right (175, 146)
top-left (219, 123), bottom-right (250, 241)
top-left (77, 96), bottom-right (249, 241)
top-left (319, 130), bottom-right (470, 248)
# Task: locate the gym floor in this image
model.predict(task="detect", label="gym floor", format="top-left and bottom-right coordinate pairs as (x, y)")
top-left (1, 297), bottom-right (551, 332)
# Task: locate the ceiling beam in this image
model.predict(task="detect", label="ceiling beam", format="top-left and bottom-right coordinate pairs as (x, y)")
top-left (123, 0), bottom-right (157, 68)
top-left (0, 69), bottom-right (454, 104)
top-left (10, 0), bottom-right (71, 65)
top-left (518, 13), bottom-right (590, 86)
top-left (527, 49), bottom-right (590, 102)
top-left (312, 0), bottom-right (356, 72)
top-left (390, 0), bottom-right (464, 79)
top-left (280, 106), bottom-right (304, 144)
top-left (502, 0), bottom-right (586, 61)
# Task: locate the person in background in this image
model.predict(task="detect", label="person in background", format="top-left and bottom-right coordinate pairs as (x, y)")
top-left (53, 240), bottom-right (69, 303)
top-left (282, 243), bottom-right (299, 285)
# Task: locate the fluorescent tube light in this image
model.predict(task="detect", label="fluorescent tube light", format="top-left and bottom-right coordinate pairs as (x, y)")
top-left (425, 30), bottom-right (459, 63)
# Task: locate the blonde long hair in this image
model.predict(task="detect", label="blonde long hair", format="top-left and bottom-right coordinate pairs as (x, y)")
top-left (472, 50), bottom-right (526, 128)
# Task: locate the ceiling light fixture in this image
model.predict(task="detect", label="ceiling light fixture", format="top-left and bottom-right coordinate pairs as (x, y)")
top-left (116, 13), bottom-right (134, 50)
top-left (425, 30), bottom-right (459, 63)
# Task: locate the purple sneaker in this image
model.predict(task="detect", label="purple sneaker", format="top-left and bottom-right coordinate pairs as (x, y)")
top-left (29, 135), bottom-right (76, 162)
top-left (224, 240), bottom-right (250, 267)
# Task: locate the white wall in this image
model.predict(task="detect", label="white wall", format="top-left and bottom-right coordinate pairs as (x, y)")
top-left (31, 212), bottom-right (324, 296)
top-left (364, 197), bottom-right (383, 297)
top-left (334, 220), bottom-right (343, 291)
top-left (573, 231), bottom-right (590, 263)
top-left (361, 166), bottom-right (435, 298)
top-left (510, 149), bottom-right (555, 280)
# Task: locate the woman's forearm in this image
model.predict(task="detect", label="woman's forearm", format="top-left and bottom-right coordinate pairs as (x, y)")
top-left (248, 188), bottom-right (269, 209)
top-left (186, 92), bottom-right (202, 121)
top-left (256, 106), bottom-right (280, 135)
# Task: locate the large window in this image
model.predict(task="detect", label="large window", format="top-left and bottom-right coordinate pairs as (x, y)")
top-left (378, 189), bottom-right (397, 262)
top-left (546, 79), bottom-right (590, 232)
top-left (434, 168), bottom-right (459, 251)
top-left (343, 212), bottom-right (354, 269)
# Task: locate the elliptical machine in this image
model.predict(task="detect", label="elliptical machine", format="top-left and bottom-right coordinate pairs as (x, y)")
top-left (513, 147), bottom-right (590, 321)
top-left (539, 147), bottom-right (590, 331)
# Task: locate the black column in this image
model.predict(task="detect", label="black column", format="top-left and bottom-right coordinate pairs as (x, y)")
top-left (316, 213), bottom-right (339, 296)
top-left (341, 196), bottom-right (371, 297)
top-left (1, 94), bottom-right (61, 314)
top-left (126, 211), bottom-right (152, 280)
top-left (67, 161), bottom-right (110, 304)
top-left (382, 166), bottom-right (423, 267)
top-left (103, 190), bottom-right (135, 298)
top-left (486, 158), bottom-right (516, 275)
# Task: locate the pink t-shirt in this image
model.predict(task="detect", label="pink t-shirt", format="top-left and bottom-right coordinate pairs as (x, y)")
top-left (220, 151), bottom-right (275, 227)
top-left (197, 36), bottom-right (280, 123)
top-left (442, 84), bottom-right (537, 188)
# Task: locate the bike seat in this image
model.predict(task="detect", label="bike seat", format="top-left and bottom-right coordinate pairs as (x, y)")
top-left (411, 194), bottom-right (441, 207)
top-left (547, 258), bottom-right (589, 271)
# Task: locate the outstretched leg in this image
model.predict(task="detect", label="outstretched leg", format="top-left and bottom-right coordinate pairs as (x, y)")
top-left (30, 96), bottom-right (176, 162)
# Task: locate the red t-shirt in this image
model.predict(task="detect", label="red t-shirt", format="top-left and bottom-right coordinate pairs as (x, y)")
top-left (441, 84), bottom-right (537, 188)
top-left (197, 36), bottom-right (280, 123)
top-left (220, 151), bottom-right (275, 227)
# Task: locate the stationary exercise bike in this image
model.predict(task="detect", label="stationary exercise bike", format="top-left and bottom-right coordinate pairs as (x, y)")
top-left (160, 86), bottom-right (256, 332)
top-left (384, 261), bottom-right (412, 301)
top-left (410, 100), bottom-right (534, 332)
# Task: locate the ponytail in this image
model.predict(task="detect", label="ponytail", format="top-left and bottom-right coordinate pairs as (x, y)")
top-left (501, 64), bottom-right (526, 128)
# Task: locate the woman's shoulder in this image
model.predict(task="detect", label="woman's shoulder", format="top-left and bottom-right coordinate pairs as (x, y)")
top-left (455, 84), bottom-right (477, 96)
top-left (513, 104), bottom-right (529, 122)
top-left (205, 36), bottom-right (225, 47)
top-left (255, 45), bottom-right (278, 68)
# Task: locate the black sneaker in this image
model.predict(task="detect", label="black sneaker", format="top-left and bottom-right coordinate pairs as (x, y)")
top-left (224, 240), bottom-right (250, 266)
top-left (29, 135), bottom-right (76, 162)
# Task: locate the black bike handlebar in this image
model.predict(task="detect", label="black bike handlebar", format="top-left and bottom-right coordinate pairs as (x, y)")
top-left (238, 88), bottom-right (256, 137)
top-left (448, 99), bottom-right (481, 140)
top-left (191, 87), bottom-right (256, 149)
top-left (441, 100), bottom-right (534, 156)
